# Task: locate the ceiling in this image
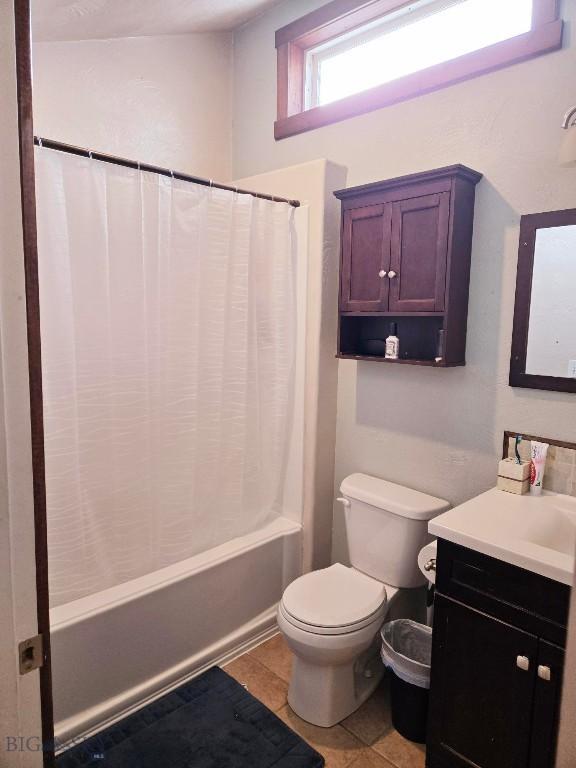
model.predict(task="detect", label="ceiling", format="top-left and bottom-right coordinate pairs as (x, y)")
top-left (32, 0), bottom-right (283, 41)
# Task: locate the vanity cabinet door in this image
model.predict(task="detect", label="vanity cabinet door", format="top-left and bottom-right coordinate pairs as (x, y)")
top-left (340, 204), bottom-right (391, 312)
top-left (389, 193), bottom-right (450, 313)
top-left (428, 595), bottom-right (538, 768)
top-left (528, 640), bottom-right (564, 768)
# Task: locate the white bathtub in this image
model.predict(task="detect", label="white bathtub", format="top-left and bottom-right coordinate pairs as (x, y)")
top-left (50, 517), bottom-right (302, 745)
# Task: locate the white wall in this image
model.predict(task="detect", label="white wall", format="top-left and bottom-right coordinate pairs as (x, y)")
top-left (0, 1), bottom-right (43, 765)
top-left (33, 33), bottom-right (233, 180)
top-left (232, 0), bottom-right (576, 563)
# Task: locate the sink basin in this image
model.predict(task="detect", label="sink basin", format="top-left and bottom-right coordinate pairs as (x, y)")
top-left (429, 489), bottom-right (576, 585)
top-left (518, 497), bottom-right (576, 556)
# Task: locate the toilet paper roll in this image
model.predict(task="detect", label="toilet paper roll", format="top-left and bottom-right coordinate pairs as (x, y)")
top-left (418, 540), bottom-right (438, 585)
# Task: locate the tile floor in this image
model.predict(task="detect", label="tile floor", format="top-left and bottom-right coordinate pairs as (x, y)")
top-left (224, 633), bottom-right (426, 768)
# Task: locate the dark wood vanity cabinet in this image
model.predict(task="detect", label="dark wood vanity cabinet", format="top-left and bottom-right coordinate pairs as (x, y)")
top-left (427, 540), bottom-right (570, 768)
top-left (335, 166), bottom-right (482, 366)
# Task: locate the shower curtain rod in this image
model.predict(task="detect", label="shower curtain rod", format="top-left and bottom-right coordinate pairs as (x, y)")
top-left (33, 137), bottom-right (301, 208)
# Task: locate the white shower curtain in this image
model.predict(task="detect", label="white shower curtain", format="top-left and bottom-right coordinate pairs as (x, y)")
top-left (35, 148), bottom-right (296, 607)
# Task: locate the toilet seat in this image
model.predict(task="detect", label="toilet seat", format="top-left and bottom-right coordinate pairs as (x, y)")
top-left (280, 563), bottom-right (387, 636)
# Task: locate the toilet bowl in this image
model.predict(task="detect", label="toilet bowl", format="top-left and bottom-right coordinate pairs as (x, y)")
top-left (278, 474), bottom-right (449, 727)
top-left (277, 563), bottom-right (391, 727)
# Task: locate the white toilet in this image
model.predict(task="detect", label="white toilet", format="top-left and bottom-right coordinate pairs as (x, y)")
top-left (277, 473), bottom-right (450, 727)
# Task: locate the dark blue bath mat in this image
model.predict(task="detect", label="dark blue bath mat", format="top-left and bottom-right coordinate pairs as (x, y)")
top-left (56, 666), bottom-right (324, 768)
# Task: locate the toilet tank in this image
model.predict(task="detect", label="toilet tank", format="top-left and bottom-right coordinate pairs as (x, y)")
top-left (339, 473), bottom-right (450, 588)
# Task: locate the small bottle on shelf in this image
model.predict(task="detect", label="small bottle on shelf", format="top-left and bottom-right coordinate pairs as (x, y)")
top-left (385, 322), bottom-right (400, 360)
top-left (435, 329), bottom-right (445, 363)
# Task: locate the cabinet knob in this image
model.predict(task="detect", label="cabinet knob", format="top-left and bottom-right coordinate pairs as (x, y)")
top-left (538, 665), bottom-right (551, 681)
top-left (378, 270), bottom-right (387, 278)
top-left (388, 270), bottom-right (397, 279)
top-left (516, 655), bottom-right (530, 671)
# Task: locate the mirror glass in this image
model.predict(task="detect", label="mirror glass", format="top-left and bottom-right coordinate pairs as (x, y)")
top-left (525, 224), bottom-right (576, 378)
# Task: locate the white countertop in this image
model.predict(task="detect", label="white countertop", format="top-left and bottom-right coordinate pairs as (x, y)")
top-left (429, 488), bottom-right (576, 586)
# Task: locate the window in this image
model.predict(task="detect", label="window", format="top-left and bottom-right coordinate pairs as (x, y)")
top-left (308, 0), bottom-right (534, 107)
top-left (275, 0), bottom-right (562, 139)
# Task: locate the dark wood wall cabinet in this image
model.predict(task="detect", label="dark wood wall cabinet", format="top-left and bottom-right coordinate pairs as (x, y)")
top-left (427, 540), bottom-right (569, 768)
top-left (335, 165), bottom-right (482, 366)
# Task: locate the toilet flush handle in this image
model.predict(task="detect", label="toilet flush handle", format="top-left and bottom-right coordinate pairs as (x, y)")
top-left (336, 497), bottom-right (351, 508)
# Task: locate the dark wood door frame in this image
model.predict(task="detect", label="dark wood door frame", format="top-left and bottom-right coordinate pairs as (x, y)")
top-left (13, 1), bottom-right (55, 765)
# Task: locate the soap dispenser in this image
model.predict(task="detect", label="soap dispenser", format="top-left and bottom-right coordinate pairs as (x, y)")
top-left (385, 322), bottom-right (399, 360)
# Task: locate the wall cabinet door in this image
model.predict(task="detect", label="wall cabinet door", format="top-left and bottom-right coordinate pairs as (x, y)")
top-left (340, 204), bottom-right (391, 312)
top-left (389, 193), bottom-right (450, 313)
top-left (428, 595), bottom-right (538, 768)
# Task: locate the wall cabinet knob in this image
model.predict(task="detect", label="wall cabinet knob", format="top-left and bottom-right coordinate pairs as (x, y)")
top-left (538, 665), bottom-right (551, 681)
top-left (388, 270), bottom-right (397, 279)
top-left (378, 270), bottom-right (387, 278)
top-left (516, 655), bottom-right (530, 671)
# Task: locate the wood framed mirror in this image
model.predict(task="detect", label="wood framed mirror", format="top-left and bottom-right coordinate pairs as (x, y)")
top-left (510, 208), bottom-right (576, 393)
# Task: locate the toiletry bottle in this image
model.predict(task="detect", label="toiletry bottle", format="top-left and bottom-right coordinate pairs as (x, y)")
top-left (435, 329), bottom-right (445, 363)
top-left (385, 322), bottom-right (399, 360)
top-left (529, 441), bottom-right (549, 496)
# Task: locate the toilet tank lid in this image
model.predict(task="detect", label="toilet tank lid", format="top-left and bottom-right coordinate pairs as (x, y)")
top-left (340, 473), bottom-right (450, 521)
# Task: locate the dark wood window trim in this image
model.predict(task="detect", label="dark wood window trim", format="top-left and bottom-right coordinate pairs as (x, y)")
top-left (275, 0), bottom-right (563, 140)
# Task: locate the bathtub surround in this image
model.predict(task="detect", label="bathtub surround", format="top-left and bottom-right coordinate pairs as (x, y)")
top-left (35, 146), bottom-right (298, 606)
top-left (235, 160), bottom-right (346, 571)
top-left (231, 0), bottom-right (576, 566)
